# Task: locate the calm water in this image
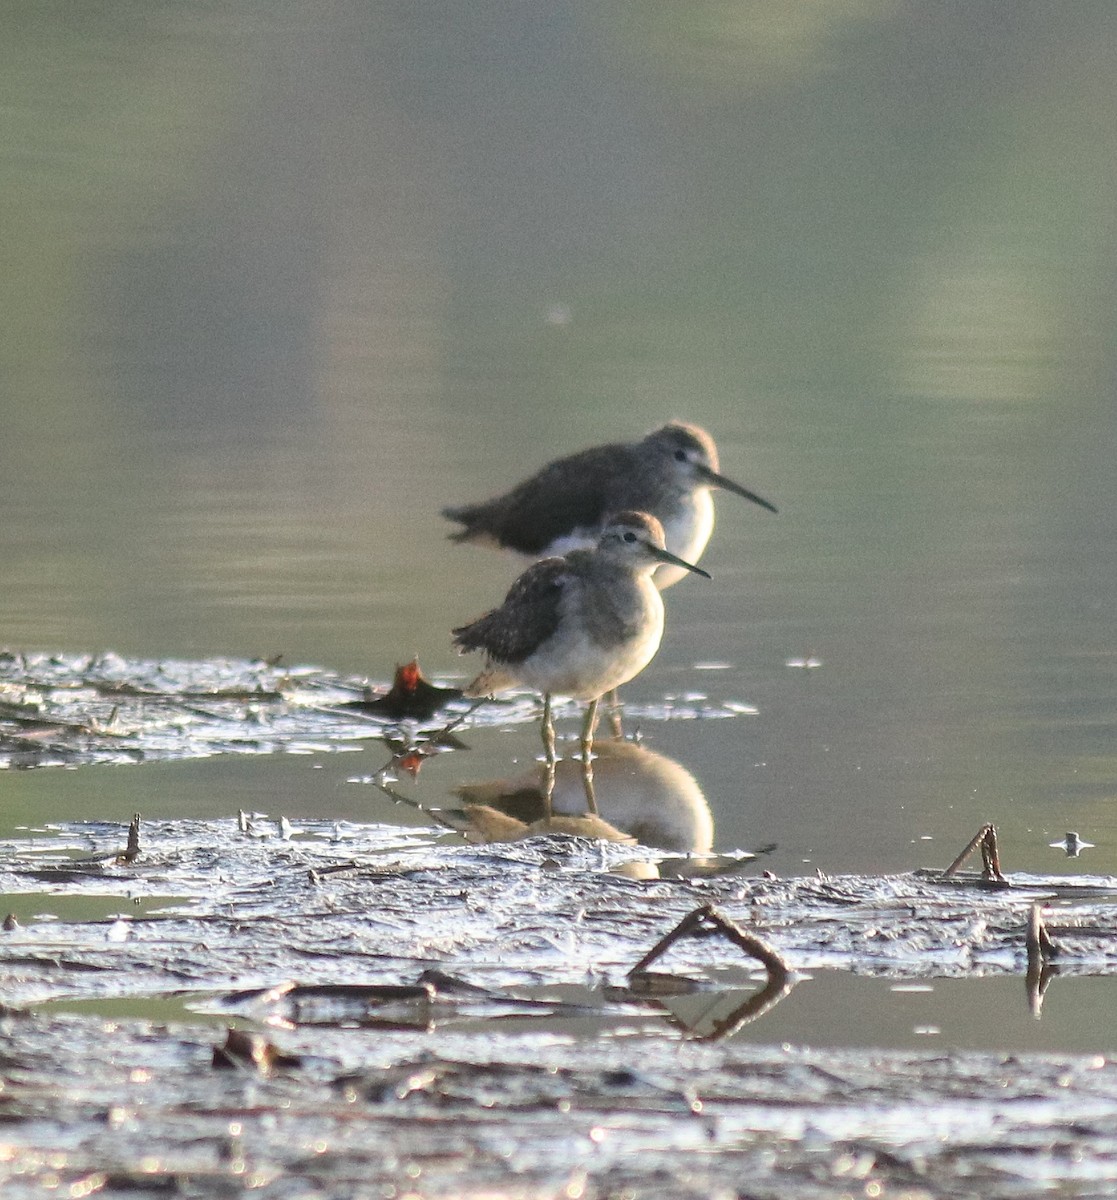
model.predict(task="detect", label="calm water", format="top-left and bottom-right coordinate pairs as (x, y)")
top-left (3, 3), bottom-right (1117, 1050)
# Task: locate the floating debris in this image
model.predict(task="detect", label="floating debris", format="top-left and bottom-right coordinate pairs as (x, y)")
top-left (0, 650), bottom-right (751, 770)
top-left (0, 815), bottom-right (1113, 1194)
top-left (940, 822), bottom-right (1008, 885)
top-left (0, 1010), bottom-right (1111, 1198)
top-left (1, 816), bottom-right (1114, 1011)
top-left (1051, 831), bottom-right (1095, 857)
top-left (627, 904), bottom-right (795, 1039)
top-left (212, 1027), bottom-right (300, 1073)
top-left (116, 812), bottom-right (142, 864)
top-left (343, 659), bottom-right (463, 720)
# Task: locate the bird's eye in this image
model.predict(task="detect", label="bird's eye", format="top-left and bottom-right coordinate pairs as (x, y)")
top-left (623, 531), bottom-right (637, 543)
top-left (674, 448), bottom-right (687, 462)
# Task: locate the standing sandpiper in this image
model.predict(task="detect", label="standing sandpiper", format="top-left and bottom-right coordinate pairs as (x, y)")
top-left (443, 421), bottom-right (776, 588)
top-left (451, 511), bottom-right (709, 792)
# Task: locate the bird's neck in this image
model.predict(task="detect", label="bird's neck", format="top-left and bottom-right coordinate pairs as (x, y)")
top-left (581, 562), bottom-right (660, 645)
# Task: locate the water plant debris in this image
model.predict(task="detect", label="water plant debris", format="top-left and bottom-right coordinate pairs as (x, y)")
top-left (0, 651), bottom-right (746, 769)
top-left (0, 815), bottom-right (1115, 1196)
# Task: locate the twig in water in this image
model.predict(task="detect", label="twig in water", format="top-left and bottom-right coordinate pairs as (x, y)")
top-left (116, 813), bottom-right (141, 864)
top-left (627, 904), bottom-right (794, 1040)
top-left (942, 823), bottom-right (1007, 884)
top-left (1025, 903), bottom-right (1060, 1018)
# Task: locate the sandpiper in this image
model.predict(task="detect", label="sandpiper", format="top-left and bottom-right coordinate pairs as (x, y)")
top-left (443, 421), bottom-right (776, 588)
top-left (451, 511), bottom-right (708, 776)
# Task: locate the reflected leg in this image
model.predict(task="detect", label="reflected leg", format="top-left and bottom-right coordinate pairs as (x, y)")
top-left (579, 698), bottom-right (600, 813)
top-left (605, 688), bottom-right (624, 738)
top-left (541, 693), bottom-right (557, 809)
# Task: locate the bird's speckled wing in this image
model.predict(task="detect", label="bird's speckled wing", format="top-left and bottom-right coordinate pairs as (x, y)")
top-left (443, 442), bottom-right (645, 554)
top-left (452, 557), bottom-right (568, 664)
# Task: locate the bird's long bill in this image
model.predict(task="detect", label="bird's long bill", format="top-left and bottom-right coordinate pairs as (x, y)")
top-left (697, 465), bottom-right (778, 514)
top-left (649, 543), bottom-right (711, 579)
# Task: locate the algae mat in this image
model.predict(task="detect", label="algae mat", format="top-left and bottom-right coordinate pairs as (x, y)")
top-left (0, 816), bottom-right (1115, 1197)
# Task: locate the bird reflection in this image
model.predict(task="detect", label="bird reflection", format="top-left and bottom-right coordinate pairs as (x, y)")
top-left (439, 802), bottom-right (636, 846)
top-left (449, 738), bottom-right (714, 854)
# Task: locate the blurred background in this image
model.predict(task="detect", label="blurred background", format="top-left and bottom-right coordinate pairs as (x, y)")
top-left (3, 1), bottom-right (1117, 880)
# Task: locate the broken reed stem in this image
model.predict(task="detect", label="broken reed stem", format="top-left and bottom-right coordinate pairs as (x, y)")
top-left (1025, 904), bottom-right (1059, 965)
top-left (942, 823), bottom-right (1007, 883)
top-left (433, 696), bottom-right (490, 740)
top-left (980, 824), bottom-right (1005, 881)
top-left (629, 904), bottom-right (790, 985)
top-left (627, 904), bottom-right (794, 1040)
top-left (1025, 903), bottom-right (1060, 1019)
top-left (116, 812), bottom-right (142, 864)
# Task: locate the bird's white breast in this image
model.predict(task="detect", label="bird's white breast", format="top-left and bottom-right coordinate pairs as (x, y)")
top-left (656, 488), bottom-right (714, 588)
top-left (517, 576), bottom-right (665, 701)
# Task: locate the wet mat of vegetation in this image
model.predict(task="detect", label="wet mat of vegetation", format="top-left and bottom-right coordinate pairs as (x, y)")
top-left (0, 651), bottom-right (745, 769)
top-left (1, 817), bottom-right (1115, 1006)
top-left (2, 1010), bottom-right (1116, 1199)
top-left (1, 817), bottom-right (1116, 1195)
